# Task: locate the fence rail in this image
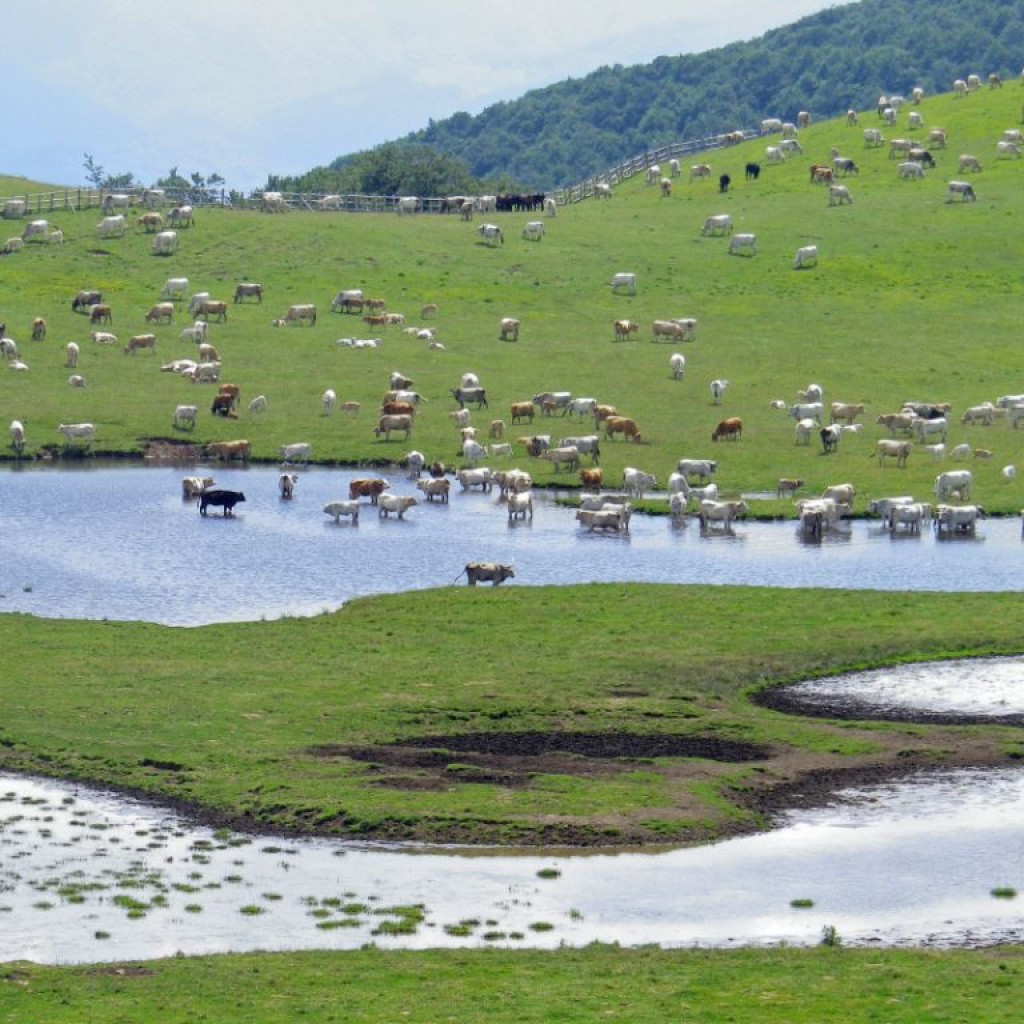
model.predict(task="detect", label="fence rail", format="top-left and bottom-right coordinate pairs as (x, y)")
top-left (1, 128), bottom-right (759, 219)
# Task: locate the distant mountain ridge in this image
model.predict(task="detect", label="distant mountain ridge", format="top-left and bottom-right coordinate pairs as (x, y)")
top-left (400, 0), bottom-right (1024, 189)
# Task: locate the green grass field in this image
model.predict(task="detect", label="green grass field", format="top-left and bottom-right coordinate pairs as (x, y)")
top-left (2, 86), bottom-right (1024, 513)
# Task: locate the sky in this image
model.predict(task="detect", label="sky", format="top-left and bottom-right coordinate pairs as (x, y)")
top-left (4, 0), bottom-right (841, 192)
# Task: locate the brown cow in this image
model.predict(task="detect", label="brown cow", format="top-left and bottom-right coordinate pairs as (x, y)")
top-left (593, 404), bottom-right (618, 425)
top-left (604, 416), bottom-right (643, 442)
top-left (510, 401), bottom-right (534, 424)
top-left (90, 304), bottom-right (113, 325)
top-left (206, 439), bottom-right (251, 461)
top-left (579, 467), bottom-right (604, 491)
top-left (349, 477), bottom-right (391, 504)
top-left (124, 333), bottom-right (157, 354)
top-left (380, 401), bottom-right (416, 418)
top-left (194, 300), bottom-right (228, 322)
top-left (711, 417), bottom-right (743, 441)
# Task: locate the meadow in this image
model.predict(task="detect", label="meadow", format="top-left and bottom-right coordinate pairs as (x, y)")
top-left (2, 84), bottom-right (1024, 514)
top-left (2, 90), bottom-right (1024, 1014)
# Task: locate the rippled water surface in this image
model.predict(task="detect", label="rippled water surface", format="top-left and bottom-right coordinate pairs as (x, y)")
top-left (2, 768), bottom-right (1022, 965)
top-left (0, 464), bottom-right (1021, 625)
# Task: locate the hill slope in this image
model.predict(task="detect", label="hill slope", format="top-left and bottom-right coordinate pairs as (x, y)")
top-left (390, 0), bottom-right (1024, 189)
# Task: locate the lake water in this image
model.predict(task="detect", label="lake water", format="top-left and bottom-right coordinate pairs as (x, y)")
top-left (0, 464), bottom-right (1021, 625)
top-left (2, 765), bottom-right (1022, 964)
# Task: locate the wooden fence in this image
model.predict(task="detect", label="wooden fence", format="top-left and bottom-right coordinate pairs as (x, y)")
top-left (0, 128), bottom-right (758, 219)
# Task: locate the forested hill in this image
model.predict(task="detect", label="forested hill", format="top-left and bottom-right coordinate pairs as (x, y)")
top-left (271, 0), bottom-right (1024, 195)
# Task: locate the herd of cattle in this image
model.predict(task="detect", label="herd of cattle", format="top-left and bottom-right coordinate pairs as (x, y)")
top-left (4, 80), bottom-right (1023, 563)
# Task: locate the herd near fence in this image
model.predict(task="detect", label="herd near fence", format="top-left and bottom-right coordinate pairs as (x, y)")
top-left (1, 129), bottom-right (757, 219)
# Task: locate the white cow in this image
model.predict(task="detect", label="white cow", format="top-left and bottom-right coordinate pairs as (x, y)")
top-left (322, 388), bottom-right (337, 416)
top-left (700, 214), bottom-right (732, 236)
top-left (65, 341), bottom-right (80, 368)
top-left (173, 404), bottom-right (198, 430)
top-left (793, 244), bottom-right (818, 269)
top-left (396, 196), bottom-right (420, 215)
top-left (934, 470), bottom-right (973, 500)
top-left (676, 458), bottom-right (717, 482)
top-left (10, 419), bottom-right (25, 452)
top-left (477, 222), bottom-right (503, 246)
top-left (710, 379), bottom-right (729, 405)
top-left (179, 322), bottom-right (209, 344)
top-left (828, 185), bottom-right (853, 206)
top-left (323, 499), bottom-right (361, 523)
top-left (101, 193), bottom-right (131, 214)
top-left (698, 499), bottom-right (748, 529)
top-left (889, 502), bottom-right (932, 532)
top-left (96, 215), bottom-right (126, 238)
top-left (669, 353), bottom-right (686, 380)
top-left (161, 277), bottom-right (189, 301)
top-left (279, 442), bottom-right (312, 465)
top-left (609, 272), bottom-right (637, 295)
top-left (622, 466), bottom-right (657, 498)
top-left (935, 503), bottom-right (984, 534)
top-left (521, 221), bottom-right (545, 241)
top-left (57, 422), bottom-right (95, 445)
top-left (378, 493), bottom-right (418, 519)
top-left (728, 233), bottom-right (756, 255)
top-left (947, 181), bottom-right (976, 202)
top-left (457, 467), bottom-right (493, 491)
top-left (167, 204), bottom-right (194, 227)
top-left (507, 490), bottom-right (534, 521)
top-left (151, 229), bottom-right (177, 255)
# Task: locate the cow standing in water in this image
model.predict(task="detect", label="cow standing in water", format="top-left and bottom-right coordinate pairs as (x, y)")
top-left (464, 562), bottom-right (515, 586)
top-left (199, 489), bottom-right (246, 516)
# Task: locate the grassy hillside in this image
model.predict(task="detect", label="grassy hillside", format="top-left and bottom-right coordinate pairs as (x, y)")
top-left (2, 86), bottom-right (1024, 515)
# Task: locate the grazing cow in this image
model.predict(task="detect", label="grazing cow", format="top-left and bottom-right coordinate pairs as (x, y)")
top-left (793, 244), bottom-right (818, 269)
top-left (579, 468), bottom-right (603, 491)
top-left (875, 411), bottom-right (916, 434)
top-left (477, 223), bottom-right (504, 246)
top-left (139, 188), bottom-right (165, 209)
top-left (464, 562), bottom-right (514, 586)
top-left (331, 289), bottom-right (365, 313)
top-left (819, 425), bottom-right (842, 452)
top-left (199, 489), bottom-right (246, 517)
top-left (349, 478), bottom-right (391, 504)
top-left (378, 493), bottom-right (418, 519)
top-left (898, 160), bottom-right (925, 180)
top-left (958, 154), bottom-right (982, 173)
top-left (144, 302), bottom-right (175, 324)
top-left (173, 404), bottom-right (198, 430)
top-left (622, 466), bottom-right (657, 498)
top-left (934, 469), bottom-right (973, 501)
top-left (793, 417), bottom-right (816, 445)
top-left (712, 417), bottom-right (743, 441)
top-left (73, 289), bottom-right (103, 313)
top-left (728, 233), bottom-right (756, 255)
top-left (416, 477), bottom-right (450, 502)
top-left (947, 181), bottom-right (976, 202)
top-left (863, 127), bottom-right (884, 147)
top-left (876, 439), bottom-right (912, 467)
top-left (390, 371), bottom-right (414, 390)
top-left (461, 438), bottom-right (486, 464)
top-left (136, 212), bottom-right (163, 233)
top-left (374, 414), bottom-right (413, 441)
top-left (90, 304), bottom-right (113, 325)
top-left (652, 319), bottom-right (688, 342)
top-left (234, 282), bottom-right (263, 303)
top-left (809, 164), bottom-right (831, 182)
top-left (124, 333), bottom-right (157, 355)
top-left (278, 473), bottom-right (298, 500)
top-left (161, 277), bottom-right (189, 302)
top-left (765, 146), bottom-right (786, 164)
top-left (521, 220), bottom-right (545, 241)
top-left (604, 416), bottom-right (642, 443)
top-left (64, 341), bottom-right (80, 368)
top-left (283, 303), bottom-right (317, 326)
top-left (451, 386), bottom-right (488, 409)
top-left (10, 419), bottom-right (26, 452)
top-left (676, 458), bottom-right (717, 482)
top-left (613, 319), bottom-right (639, 341)
top-left (777, 478), bottom-right (804, 498)
top-left (610, 272), bottom-right (637, 295)
top-left (542, 446), bottom-right (580, 472)
top-left (670, 352), bottom-right (686, 380)
top-left (701, 214), bottom-right (732, 236)
top-left (997, 140), bottom-right (1021, 159)
top-left (718, 173), bottom-right (731, 193)
top-left (182, 475), bottom-right (214, 498)
top-left (167, 204), bottom-right (194, 227)
top-left (193, 299), bottom-right (228, 323)
top-left (567, 398), bottom-right (597, 420)
top-left (698, 499), bottom-right (748, 530)
top-left (279, 442), bottom-right (311, 465)
top-left (323, 499), bottom-right (361, 523)
top-left (206, 439), bottom-right (251, 461)
top-left (828, 185), bottom-right (853, 206)
top-left (833, 157), bottom-right (859, 176)
top-left (690, 163), bottom-right (712, 181)
top-left (57, 423), bottom-right (96, 445)
top-left (889, 502), bottom-right (932, 533)
top-left (960, 403), bottom-right (996, 426)
top-left (499, 317), bottom-right (520, 341)
top-left (101, 193), bottom-right (131, 214)
top-left (96, 215), bottom-right (126, 238)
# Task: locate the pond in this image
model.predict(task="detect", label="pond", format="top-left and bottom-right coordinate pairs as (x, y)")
top-left (1, 765), bottom-right (1022, 965)
top-left (0, 464), bottom-right (1021, 625)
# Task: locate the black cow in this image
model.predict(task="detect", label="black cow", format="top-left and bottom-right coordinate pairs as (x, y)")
top-left (719, 173), bottom-right (731, 193)
top-left (199, 489), bottom-right (246, 516)
top-left (72, 289), bottom-right (102, 312)
top-left (744, 162), bottom-right (761, 180)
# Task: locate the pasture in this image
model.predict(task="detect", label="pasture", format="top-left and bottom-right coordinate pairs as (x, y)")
top-left (2, 84), bottom-right (1024, 514)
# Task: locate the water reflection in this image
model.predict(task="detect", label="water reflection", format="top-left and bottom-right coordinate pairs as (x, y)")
top-left (0, 465), bottom-right (1022, 626)
top-left (1, 767), bottom-right (1021, 964)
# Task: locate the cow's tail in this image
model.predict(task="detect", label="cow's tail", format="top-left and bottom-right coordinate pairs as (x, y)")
top-left (450, 568), bottom-right (467, 586)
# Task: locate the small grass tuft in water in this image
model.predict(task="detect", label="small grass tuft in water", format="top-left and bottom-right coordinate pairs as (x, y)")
top-left (790, 898), bottom-right (815, 908)
top-left (991, 887), bottom-right (1018, 899)
top-left (536, 868), bottom-right (561, 880)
